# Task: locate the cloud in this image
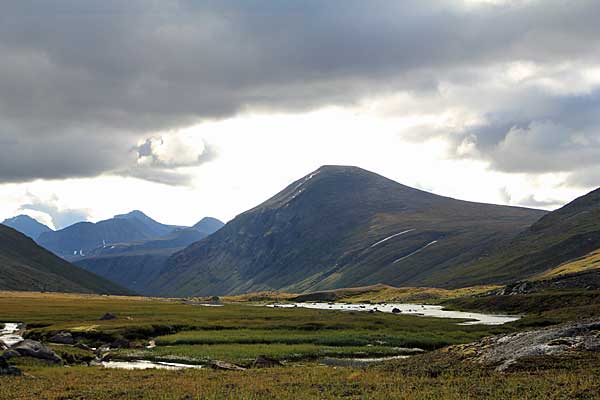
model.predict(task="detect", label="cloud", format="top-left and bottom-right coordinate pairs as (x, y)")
top-left (0, 0), bottom-right (600, 183)
top-left (19, 196), bottom-right (92, 230)
top-left (449, 89), bottom-right (600, 174)
top-left (516, 195), bottom-right (563, 209)
top-left (128, 132), bottom-right (216, 185)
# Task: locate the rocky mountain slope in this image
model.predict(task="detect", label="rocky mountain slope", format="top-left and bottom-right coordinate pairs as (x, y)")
top-left (148, 165), bottom-right (546, 296)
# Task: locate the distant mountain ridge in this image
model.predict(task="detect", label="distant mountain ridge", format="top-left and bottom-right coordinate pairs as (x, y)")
top-left (37, 210), bottom-right (184, 259)
top-left (146, 165), bottom-right (547, 297)
top-left (74, 217), bottom-right (224, 294)
top-left (2, 215), bottom-right (53, 240)
top-left (0, 224), bottom-right (130, 294)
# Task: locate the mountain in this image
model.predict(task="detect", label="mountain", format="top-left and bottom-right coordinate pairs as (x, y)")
top-left (74, 217), bottom-right (224, 294)
top-left (0, 224), bottom-right (130, 294)
top-left (147, 165), bottom-right (547, 297)
top-left (37, 210), bottom-right (180, 259)
top-left (2, 215), bottom-right (53, 240)
top-left (114, 210), bottom-right (181, 237)
top-left (445, 187), bottom-right (600, 287)
top-left (194, 217), bottom-right (225, 235)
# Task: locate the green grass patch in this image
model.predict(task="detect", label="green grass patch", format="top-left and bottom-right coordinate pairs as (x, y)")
top-left (155, 328), bottom-right (473, 349)
top-left (0, 291), bottom-right (504, 350)
top-left (117, 343), bottom-right (406, 364)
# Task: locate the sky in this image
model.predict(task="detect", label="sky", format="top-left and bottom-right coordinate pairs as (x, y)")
top-left (1, 0), bottom-right (599, 229)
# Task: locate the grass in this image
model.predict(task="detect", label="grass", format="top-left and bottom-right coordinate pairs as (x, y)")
top-left (533, 248), bottom-right (600, 280)
top-left (443, 289), bottom-right (600, 329)
top-left (218, 284), bottom-right (500, 305)
top-left (2, 357), bottom-right (600, 399)
top-left (117, 344), bottom-right (406, 365)
top-left (2, 290), bottom-right (599, 398)
top-left (155, 328), bottom-right (481, 349)
top-left (291, 284), bottom-right (500, 304)
top-left (0, 290), bottom-right (505, 368)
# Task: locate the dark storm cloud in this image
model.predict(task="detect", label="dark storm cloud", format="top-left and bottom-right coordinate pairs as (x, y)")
top-left (1, 0), bottom-right (600, 183)
top-left (454, 90), bottom-right (600, 175)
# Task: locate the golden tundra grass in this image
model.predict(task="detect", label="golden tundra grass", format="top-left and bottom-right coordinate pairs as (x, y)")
top-left (2, 291), bottom-right (599, 399)
top-left (533, 248), bottom-right (600, 280)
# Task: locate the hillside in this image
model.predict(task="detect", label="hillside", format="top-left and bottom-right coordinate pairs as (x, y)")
top-left (444, 187), bottom-right (600, 287)
top-left (0, 224), bottom-right (130, 294)
top-left (148, 165), bottom-right (546, 296)
top-left (533, 248), bottom-right (600, 281)
top-left (2, 215), bottom-right (53, 240)
top-left (75, 219), bottom-right (224, 294)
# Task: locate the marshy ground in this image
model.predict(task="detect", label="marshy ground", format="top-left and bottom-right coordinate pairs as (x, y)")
top-left (1, 289), bottom-right (599, 399)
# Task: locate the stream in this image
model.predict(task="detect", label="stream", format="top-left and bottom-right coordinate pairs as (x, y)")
top-left (266, 303), bottom-right (520, 325)
top-left (101, 360), bottom-right (204, 370)
top-left (0, 322), bottom-right (24, 347)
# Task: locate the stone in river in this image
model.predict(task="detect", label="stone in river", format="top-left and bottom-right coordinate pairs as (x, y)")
top-left (211, 360), bottom-right (246, 371)
top-left (3, 339), bottom-right (62, 364)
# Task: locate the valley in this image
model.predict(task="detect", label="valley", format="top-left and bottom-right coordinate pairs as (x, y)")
top-left (2, 165), bottom-right (600, 399)
top-left (1, 285), bottom-right (599, 399)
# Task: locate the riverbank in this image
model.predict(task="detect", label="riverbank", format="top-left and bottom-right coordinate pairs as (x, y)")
top-left (1, 290), bottom-right (599, 399)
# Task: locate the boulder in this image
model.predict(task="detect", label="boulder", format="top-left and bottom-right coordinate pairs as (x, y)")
top-left (251, 356), bottom-right (283, 368)
top-left (3, 339), bottom-right (62, 364)
top-left (392, 308), bottom-right (401, 314)
top-left (109, 338), bottom-right (131, 349)
top-left (74, 343), bottom-right (94, 352)
top-left (211, 360), bottom-right (246, 371)
top-left (95, 344), bottom-right (111, 356)
top-left (49, 332), bottom-right (75, 345)
top-left (99, 313), bottom-right (117, 321)
top-left (0, 357), bottom-right (21, 376)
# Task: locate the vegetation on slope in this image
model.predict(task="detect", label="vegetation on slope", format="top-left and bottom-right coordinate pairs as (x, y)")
top-left (150, 165), bottom-right (545, 297)
top-left (0, 226), bottom-right (130, 295)
top-left (533, 248), bottom-right (600, 280)
top-left (443, 187), bottom-right (600, 287)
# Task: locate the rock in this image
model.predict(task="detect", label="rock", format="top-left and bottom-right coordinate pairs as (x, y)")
top-left (89, 358), bottom-right (102, 367)
top-left (109, 338), bottom-right (131, 349)
top-left (392, 308), bottom-right (401, 314)
top-left (211, 360), bottom-right (246, 371)
top-left (49, 332), bottom-right (75, 345)
top-left (452, 317), bottom-right (600, 368)
top-left (4, 339), bottom-right (62, 364)
top-left (251, 355), bottom-right (283, 368)
top-left (0, 340), bottom-right (7, 351)
top-left (74, 343), bottom-right (94, 351)
top-left (96, 344), bottom-right (110, 353)
top-left (99, 313), bottom-right (117, 321)
top-left (0, 357), bottom-right (22, 376)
